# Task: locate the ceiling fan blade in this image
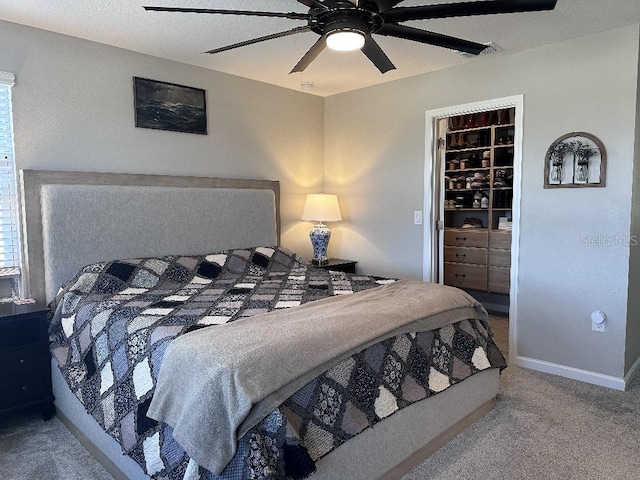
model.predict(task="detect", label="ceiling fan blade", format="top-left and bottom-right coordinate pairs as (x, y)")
top-left (143, 6), bottom-right (309, 20)
top-left (385, 0), bottom-right (557, 23)
top-left (361, 34), bottom-right (396, 73)
top-left (377, 23), bottom-right (487, 54)
top-left (296, 0), bottom-right (329, 9)
top-left (290, 36), bottom-right (327, 73)
top-left (374, 0), bottom-right (406, 13)
top-left (205, 26), bottom-right (311, 55)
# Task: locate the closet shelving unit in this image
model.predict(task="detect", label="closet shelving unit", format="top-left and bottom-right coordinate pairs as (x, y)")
top-left (443, 108), bottom-right (514, 294)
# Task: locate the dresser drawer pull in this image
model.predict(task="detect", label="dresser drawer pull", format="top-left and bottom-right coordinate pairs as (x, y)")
top-left (21, 385), bottom-right (28, 391)
top-left (455, 253), bottom-right (466, 259)
top-left (455, 273), bottom-right (466, 280)
top-left (19, 358), bottom-right (25, 364)
top-left (455, 237), bottom-right (467, 243)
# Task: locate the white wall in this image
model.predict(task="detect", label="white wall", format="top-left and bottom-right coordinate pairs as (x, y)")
top-left (324, 25), bottom-right (640, 382)
top-left (0, 19), bottom-right (325, 260)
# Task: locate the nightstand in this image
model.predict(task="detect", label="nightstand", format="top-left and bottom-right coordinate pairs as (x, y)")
top-left (312, 258), bottom-right (357, 274)
top-left (0, 302), bottom-right (54, 420)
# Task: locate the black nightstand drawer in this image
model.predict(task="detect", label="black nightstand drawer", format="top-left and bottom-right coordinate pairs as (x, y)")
top-left (0, 345), bottom-right (48, 378)
top-left (0, 371), bottom-right (49, 409)
top-left (0, 316), bottom-right (42, 349)
top-left (0, 303), bottom-right (54, 419)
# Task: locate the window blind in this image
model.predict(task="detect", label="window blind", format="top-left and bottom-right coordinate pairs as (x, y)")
top-left (0, 72), bottom-right (20, 276)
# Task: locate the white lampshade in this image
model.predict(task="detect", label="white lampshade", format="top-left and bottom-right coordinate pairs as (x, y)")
top-left (301, 193), bottom-right (342, 223)
top-left (326, 30), bottom-right (365, 52)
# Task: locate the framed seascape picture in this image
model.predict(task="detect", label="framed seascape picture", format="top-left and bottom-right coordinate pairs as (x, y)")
top-left (133, 77), bottom-right (207, 134)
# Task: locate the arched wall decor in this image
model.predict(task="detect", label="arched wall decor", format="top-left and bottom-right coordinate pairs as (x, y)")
top-left (544, 132), bottom-right (606, 188)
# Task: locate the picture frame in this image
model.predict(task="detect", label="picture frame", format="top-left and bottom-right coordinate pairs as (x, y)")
top-left (544, 132), bottom-right (606, 188)
top-left (133, 77), bottom-right (207, 135)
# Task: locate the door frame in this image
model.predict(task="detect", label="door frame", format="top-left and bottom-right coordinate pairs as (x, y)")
top-left (423, 95), bottom-right (524, 361)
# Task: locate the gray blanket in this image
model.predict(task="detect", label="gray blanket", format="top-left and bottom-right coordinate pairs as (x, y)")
top-left (147, 280), bottom-right (487, 474)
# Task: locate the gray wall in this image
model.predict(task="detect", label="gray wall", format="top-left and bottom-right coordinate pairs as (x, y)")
top-left (324, 25), bottom-right (640, 380)
top-left (0, 19), bottom-right (325, 261)
top-left (626, 29), bottom-right (640, 375)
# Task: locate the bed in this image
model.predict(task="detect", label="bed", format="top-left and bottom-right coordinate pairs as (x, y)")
top-left (19, 169), bottom-right (505, 480)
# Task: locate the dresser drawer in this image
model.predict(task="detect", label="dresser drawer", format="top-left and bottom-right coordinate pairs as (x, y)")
top-left (444, 229), bottom-right (488, 248)
top-left (444, 246), bottom-right (487, 265)
top-left (0, 371), bottom-right (49, 409)
top-left (0, 315), bottom-right (43, 349)
top-left (488, 266), bottom-right (510, 294)
top-left (489, 231), bottom-right (512, 249)
top-left (444, 263), bottom-right (488, 291)
top-left (488, 249), bottom-right (511, 267)
top-left (0, 346), bottom-right (48, 378)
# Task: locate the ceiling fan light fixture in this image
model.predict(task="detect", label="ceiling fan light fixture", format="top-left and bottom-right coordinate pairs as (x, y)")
top-left (326, 29), bottom-right (365, 51)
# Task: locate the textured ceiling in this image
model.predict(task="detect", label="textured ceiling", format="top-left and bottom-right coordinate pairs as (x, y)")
top-left (0, 1), bottom-right (639, 96)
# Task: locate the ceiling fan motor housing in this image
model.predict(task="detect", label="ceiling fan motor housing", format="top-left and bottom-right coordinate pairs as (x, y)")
top-left (309, 0), bottom-right (384, 37)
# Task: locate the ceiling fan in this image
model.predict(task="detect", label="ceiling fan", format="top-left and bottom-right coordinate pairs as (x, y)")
top-left (143, 0), bottom-right (558, 74)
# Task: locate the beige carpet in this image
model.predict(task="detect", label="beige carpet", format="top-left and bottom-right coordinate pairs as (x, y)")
top-left (0, 410), bottom-right (112, 480)
top-left (402, 314), bottom-right (640, 480)
top-left (488, 313), bottom-right (509, 355)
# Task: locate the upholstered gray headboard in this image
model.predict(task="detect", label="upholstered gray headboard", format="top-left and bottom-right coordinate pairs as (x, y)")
top-left (20, 170), bottom-right (280, 303)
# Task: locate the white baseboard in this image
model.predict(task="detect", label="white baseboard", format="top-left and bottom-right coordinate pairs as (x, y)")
top-left (513, 355), bottom-right (626, 391)
top-left (624, 355), bottom-right (640, 388)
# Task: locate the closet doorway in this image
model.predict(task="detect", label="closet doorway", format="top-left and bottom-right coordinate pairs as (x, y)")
top-left (423, 95), bottom-right (523, 361)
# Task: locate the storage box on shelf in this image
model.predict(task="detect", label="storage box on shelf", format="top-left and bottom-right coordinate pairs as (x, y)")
top-left (443, 108), bottom-right (514, 295)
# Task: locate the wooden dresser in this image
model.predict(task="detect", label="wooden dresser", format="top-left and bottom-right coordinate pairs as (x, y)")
top-left (444, 229), bottom-right (488, 291)
top-left (444, 228), bottom-right (511, 294)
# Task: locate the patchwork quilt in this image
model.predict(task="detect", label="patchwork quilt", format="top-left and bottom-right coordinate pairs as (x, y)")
top-left (48, 246), bottom-right (506, 480)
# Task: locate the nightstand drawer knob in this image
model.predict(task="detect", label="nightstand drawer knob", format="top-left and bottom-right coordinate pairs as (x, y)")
top-left (19, 358), bottom-right (25, 364)
top-left (22, 385), bottom-right (28, 391)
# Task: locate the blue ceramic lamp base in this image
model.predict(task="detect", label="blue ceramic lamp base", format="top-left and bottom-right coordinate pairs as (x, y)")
top-left (309, 223), bottom-right (331, 264)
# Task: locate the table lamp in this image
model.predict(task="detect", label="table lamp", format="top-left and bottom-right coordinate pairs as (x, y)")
top-left (301, 193), bottom-right (342, 265)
